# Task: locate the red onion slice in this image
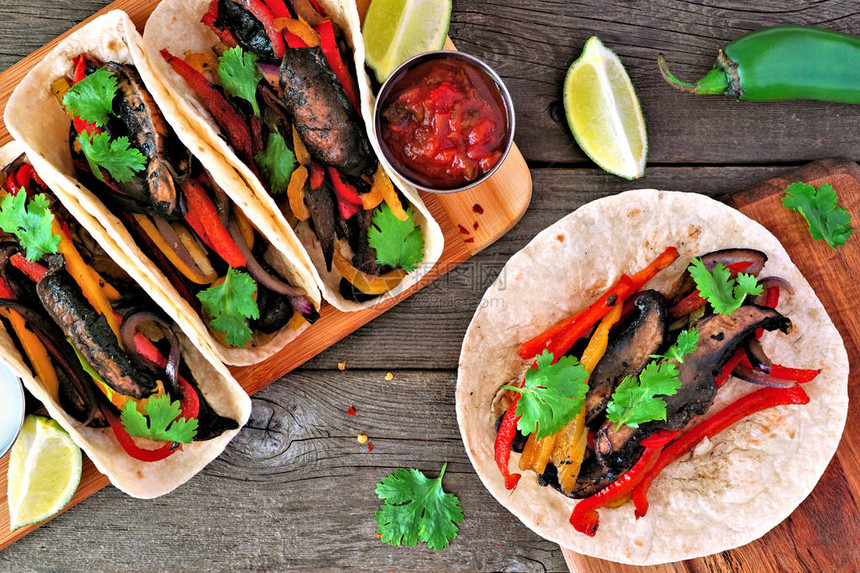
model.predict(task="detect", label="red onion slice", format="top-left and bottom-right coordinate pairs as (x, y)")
top-left (152, 215), bottom-right (208, 278)
top-left (731, 362), bottom-right (797, 388)
top-left (701, 249), bottom-right (767, 276)
top-left (120, 311), bottom-right (181, 394)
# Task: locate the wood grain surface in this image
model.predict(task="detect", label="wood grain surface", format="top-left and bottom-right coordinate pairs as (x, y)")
top-left (1, 0), bottom-right (859, 571)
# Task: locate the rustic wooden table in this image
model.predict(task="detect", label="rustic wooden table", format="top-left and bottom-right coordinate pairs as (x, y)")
top-left (0, 1), bottom-right (858, 571)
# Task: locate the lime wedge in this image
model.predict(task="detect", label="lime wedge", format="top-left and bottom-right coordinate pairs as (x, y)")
top-left (563, 37), bottom-right (647, 179)
top-left (363, 0), bottom-right (452, 83)
top-left (7, 415), bottom-right (81, 531)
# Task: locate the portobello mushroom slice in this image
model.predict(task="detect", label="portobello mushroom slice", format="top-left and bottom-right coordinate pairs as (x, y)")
top-left (36, 255), bottom-right (159, 400)
top-left (219, 0), bottom-right (276, 60)
top-left (581, 305), bottom-right (791, 490)
top-left (105, 62), bottom-right (188, 219)
top-left (303, 178), bottom-right (337, 271)
top-left (584, 290), bottom-right (668, 424)
top-left (279, 47), bottom-right (376, 178)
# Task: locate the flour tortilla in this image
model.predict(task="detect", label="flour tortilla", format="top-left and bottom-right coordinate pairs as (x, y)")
top-left (4, 10), bottom-right (322, 366)
top-left (0, 141), bottom-right (251, 499)
top-left (142, 0), bottom-right (445, 312)
top-left (456, 190), bottom-right (848, 564)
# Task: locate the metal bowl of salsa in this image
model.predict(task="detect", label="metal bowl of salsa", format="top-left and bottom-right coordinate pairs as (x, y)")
top-left (374, 51), bottom-right (515, 193)
top-left (0, 363), bottom-right (25, 458)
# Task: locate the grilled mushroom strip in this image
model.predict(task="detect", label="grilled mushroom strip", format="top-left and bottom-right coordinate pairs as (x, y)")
top-left (584, 290), bottom-right (668, 424)
top-left (279, 47), bottom-right (376, 178)
top-left (303, 179), bottom-right (338, 271)
top-left (36, 255), bottom-right (159, 400)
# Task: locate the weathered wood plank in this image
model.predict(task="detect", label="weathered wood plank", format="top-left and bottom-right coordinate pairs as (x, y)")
top-left (0, 370), bottom-right (568, 572)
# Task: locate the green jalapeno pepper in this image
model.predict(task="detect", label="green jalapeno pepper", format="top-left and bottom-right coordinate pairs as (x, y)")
top-left (658, 26), bottom-right (860, 103)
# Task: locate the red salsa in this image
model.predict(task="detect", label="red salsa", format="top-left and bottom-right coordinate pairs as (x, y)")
top-left (379, 56), bottom-right (509, 189)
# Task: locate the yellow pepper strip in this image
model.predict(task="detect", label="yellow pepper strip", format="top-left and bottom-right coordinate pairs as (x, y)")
top-left (183, 51), bottom-right (219, 76)
top-left (373, 164), bottom-right (408, 220)
top-left (51, 77), bottom-right (70, 106)
top-left (518, 432), bottom-right (557, 474)
top-left (362, 180), bottom-right (384, 211)
top-left (234, 208), bottom-right (256, 251)
top-left (55, 220), bottom-right (124, 345)
top-left (292, 125), bottom-right (311, 166)
top-left (273, 17), bottom-right (321, 47)
top-left (288, 166), bottom-right (310, 221)
top-left (91, 268), bottom-right (121, 301)
top-left (0, 309), bottom-right (59, 402)
top-left (332, 247), bottom-right (406, 295)
top-left (551, 303), bottom-right (624, 493)
top-left (133, 214), bottom-right (217, 285)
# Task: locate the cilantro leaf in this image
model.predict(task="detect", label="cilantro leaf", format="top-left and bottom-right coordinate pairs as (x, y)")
top-left (374, 462), bottom-right (463, 551)
top-left (196, 267), bottom-right (259, 347)
top-left (62, 67), bottom-right (117, 127)
top-left (651, 328), bottom-right (699, 363)
top-left (783, 182), bottom-right (853, 249)
top-left (77, 131), bottom-right (146, 184)
top-left (254, 131), bottom-right (297, 195)
top-left (502, 349), bottom-right (589, 440)
top-left (0, 192), bottom-right (61, 262)
top-left (120, 394), bottom-right (198, 443)
top-left (605, 361), bottom-right (682, 430)
top-left (218, 47), bottom-right (263, 117)
top-left (368, 202), bottom-right (425, 272)
top-left (688, 258), bottom-right (762, 316)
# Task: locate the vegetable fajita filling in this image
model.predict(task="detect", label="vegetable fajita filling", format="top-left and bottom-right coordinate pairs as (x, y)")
top-left (0, 154), bottom-right (239, 462)
top-left (494, 246), bottom-right (819, 535)
top-left (160, 0), bottom-right (426, 302)
top-left (52, 53), bottom-right (319, 348)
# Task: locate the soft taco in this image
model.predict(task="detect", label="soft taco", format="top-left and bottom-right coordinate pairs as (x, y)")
top-left (457, 190), bottom-right (848, 564)
top-left (0, 142), bottom-right (251, 499)
top-left (142, 0), bottom-right (444, 311)
top-left (5, 10), bottom-right (322, 366)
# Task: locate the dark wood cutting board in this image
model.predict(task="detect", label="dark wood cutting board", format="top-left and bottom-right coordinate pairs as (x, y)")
top-left (562, 158), bottom-right (860, 572)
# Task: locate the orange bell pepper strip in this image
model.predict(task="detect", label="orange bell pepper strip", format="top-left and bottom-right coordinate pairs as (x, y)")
top-left (287, 166), bottom-right (310, 221)
top-left (332, 247), bottom-right (405, 295)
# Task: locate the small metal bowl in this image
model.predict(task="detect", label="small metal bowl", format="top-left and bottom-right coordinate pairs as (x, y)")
top-left (373, 50), bottom-right (516, 194)
top-left (0, 364), bottom-right (25, 459)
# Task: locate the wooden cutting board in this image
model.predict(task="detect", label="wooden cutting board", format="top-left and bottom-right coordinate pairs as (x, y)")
top-left (562, 158), bottom-right (860, 572)
top-left (0, 0), bottom-right (531, 549)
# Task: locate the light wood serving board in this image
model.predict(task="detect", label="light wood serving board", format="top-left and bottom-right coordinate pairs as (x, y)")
top-left (0, 0), bottom-right (532, 549)
top-left (562, 159), bottom-right (860, 572)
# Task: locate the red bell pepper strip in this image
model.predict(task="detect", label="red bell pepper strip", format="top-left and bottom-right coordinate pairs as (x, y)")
top-left (336, 192), bottom-right (361, 220)
top-left (9, 254), bottom-right (47, 283)
top-left (715, 347), bottom-right (747, 387)
top-left (570, 442), bottom-right (664, 536)
top-left (201, 0), bottom-right (240, 48)
top-left (241, 0), bottom-right (286, 58)
top-left (629, 247), bottom-right (679, 292)
top-left (4, 172), bottom-right (19, 195)
top-left (307, 0), bottom-right (326, 16)
top-left (285, 31), bottom-right (309, 49)
top-left (103, 404), bottom-right (178, 462)
top-left (15, 164), bottom-right (43, 192)
top-left (261, 0), bottom-right (291, 18)
top-left (756, 286), bottom-right (781, 339)
top-left (494, 395), bottom-right (522, 490)
top-left (161, 50), bottom-right (255, 166)
top-left (181, 179), bottom-right (247, 268)
top-left (631, 385), bottom-right (810, 519)
top-left (669, 261), bottom-right (754, 318)
top-left (770, 363), bottom-right (820, 383)
top-left (314, 20), bottom-right (361, 112)
top-left (0, 275), bottom-right (15, 299)
top-left (309, 162), bottom-right (325, 189)
top-left (639, 429), bottom-right (680, 449)
top-left (328, 167), bottom-right (362, 204)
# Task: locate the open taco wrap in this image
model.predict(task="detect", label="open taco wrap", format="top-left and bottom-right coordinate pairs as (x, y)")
top-left (0, 141), bottom-right (251, 499)
top-left (142, 0), bottom-right (444, 311)
top-left (457, 190), bottom-right (848, 564)
top-left (5, 10), bottom-right (322, 366)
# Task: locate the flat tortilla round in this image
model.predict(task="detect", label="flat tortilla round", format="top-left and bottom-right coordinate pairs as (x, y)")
top-left (142, 0), bottom-right (445, 311)
top-left (4, 10), bottom-right (321, 365)
top-left (0, 141), bottom-right (251, 499)
top-left (456, 189), bottom-right (848, 564)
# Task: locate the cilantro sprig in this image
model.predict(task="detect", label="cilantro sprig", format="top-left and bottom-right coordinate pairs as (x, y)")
top-left (77, 131), bottom-right (147, 184)
top-left (121, 394), bottom-right (198, 443)
top-left (218, 47), bottom-right (263, 117)
top-left (783, 182), bottom-right (853, 249)
top-left (374, 462), bottom-right (464, 551)
top-left (368, 203), bottom-right (425, 272)
top-left (688, 258), bottom-right (762, 316)
top-left (254, 131), bottom-right (297, 195)
top-left (62, 67), bottom-right (117, 127)
top-left (0, 192), bottom-right (61, 261)
top-left (606, 328), bottom-right (698, 430)
top-left (197, 267), bottom-right (259, 347)
top-left (502, 350), bottom-right (589, 440)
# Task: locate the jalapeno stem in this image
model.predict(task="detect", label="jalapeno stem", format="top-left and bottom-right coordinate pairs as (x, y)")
top-left (657, 53), bottom-right (731, 95)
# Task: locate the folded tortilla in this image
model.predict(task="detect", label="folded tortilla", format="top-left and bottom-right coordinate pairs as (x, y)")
top-left (142, 0), bottom-right (445, 312)
top-left (457, 190), bottom-right (848, 564)
top-left (0, 141), bottom-right (251, 499)
top-left (4, 10), bottom-right (322, 366)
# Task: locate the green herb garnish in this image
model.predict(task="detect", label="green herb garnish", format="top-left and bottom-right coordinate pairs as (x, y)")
top-left (368, 202), bottom-right (425, 272)
top-left (218, 46), bottom-right (263, 117)
top-left (0, 192), bottom-right (61, 262)
top-left (254, 131), bottom-right (297, 195)
top-left (783, 182), bottom-right (853, 249)
top-left (196, 268), bottom-right (259, 347)
top-left (121, 394), bottom-right (198, 443)
top-left (650, 328), bottom-right (699, 363)
top-left (77, 131), bottom-right (146, 184)
top-left (62, 67), bottom-right (117, 127)
top-left (688, 258), bottom-right (762, 316)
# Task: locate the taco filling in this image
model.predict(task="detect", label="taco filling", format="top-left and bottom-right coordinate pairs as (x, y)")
top-left (0, 153), bottom-right (240, 462)
top-left (52, 53), bottom-right (319, 349)
top-left (494, 246), bottom-right (820, 536)
top-left (158, 0), bottom-right (425, 302)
